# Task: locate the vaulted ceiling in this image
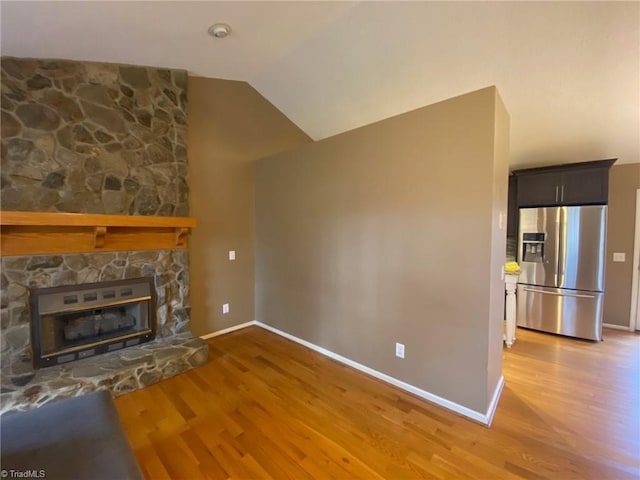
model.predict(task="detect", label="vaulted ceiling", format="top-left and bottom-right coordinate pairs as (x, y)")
top-left (1, 1), bottom-right (638, 169)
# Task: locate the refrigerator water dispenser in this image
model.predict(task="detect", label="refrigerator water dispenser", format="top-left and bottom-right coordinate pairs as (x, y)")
top-left (522, 232), bottom-right (545, 262)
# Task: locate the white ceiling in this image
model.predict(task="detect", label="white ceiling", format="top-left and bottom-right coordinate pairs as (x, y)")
top-left (1, 1), bottom-right (638, 169)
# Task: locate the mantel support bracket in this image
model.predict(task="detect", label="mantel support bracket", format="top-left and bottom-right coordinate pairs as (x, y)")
top-left (175, 227), bottom-right (189, 247)
top-left (94, 226), bottom-right (107, 248)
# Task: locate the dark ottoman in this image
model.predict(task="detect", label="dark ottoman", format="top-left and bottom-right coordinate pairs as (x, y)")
top-left (1, 390), bottom-right (143, 480)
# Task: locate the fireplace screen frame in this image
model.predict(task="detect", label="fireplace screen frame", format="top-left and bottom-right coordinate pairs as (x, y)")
top-left (29, 277), bottom-right (156, 369)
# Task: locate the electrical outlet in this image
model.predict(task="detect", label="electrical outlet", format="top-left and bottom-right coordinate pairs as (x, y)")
top-left (229, 250), bottom-right (236, 261)
top-left (222, 303), bottom-right (229, 314)
top-left (395, 342), bottom-right (405, 359)
top-left (613, 252), bottom-right (626, 262)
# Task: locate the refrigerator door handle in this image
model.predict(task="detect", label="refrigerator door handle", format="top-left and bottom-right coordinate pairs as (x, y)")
top-left (522, 287), bottom-right (597, 299)
top-left (553, 208), bottom-right (560, 285)
top-left (555, 185), bottom-right (559, 202)
top-left (557, 207), bottom-right (566, 286)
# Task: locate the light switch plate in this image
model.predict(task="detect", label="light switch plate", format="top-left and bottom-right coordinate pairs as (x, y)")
top-left (613, 252), bottom-right (626, 262)
top-left (229, 250), bottom-right (236, 261)
top-left (222, 303), bottom-right (229, 314)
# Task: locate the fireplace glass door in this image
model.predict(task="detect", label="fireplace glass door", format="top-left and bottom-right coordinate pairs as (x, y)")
top-left (30, 278), bottom-right (156, 368)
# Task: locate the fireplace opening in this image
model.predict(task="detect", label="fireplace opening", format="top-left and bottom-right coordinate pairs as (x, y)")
top-left (29, 278), bottom-right (156, 369)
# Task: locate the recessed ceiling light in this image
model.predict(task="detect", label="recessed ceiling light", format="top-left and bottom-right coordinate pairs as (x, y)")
top-left (208, 23), bottom-right (231, 39)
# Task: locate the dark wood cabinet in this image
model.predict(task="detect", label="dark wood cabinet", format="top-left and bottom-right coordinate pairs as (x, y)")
top-left (507, 175), bottom-right (518, 238)
top-left (514, 159), bottom-right (615, 207)
top-left (516, 172), bottom-right (562, 207)
top-left (559, 166), bottom-right (610, 205)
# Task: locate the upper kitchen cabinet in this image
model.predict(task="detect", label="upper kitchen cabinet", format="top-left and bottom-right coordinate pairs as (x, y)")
top-left (514, 159), bottom-right (616, 207)
top-left (507, 175), bottom-right (518, 238)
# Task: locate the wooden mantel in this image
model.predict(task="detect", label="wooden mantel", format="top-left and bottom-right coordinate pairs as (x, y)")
top-left (0, 211), bottom-right (196, 256)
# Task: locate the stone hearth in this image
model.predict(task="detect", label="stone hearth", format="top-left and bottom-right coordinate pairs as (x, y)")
top-left (1, 334), bottom-right (207, 414)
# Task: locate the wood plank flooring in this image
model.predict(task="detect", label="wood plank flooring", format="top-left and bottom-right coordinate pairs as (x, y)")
top-left (115, 326), bottom-right (640, 479)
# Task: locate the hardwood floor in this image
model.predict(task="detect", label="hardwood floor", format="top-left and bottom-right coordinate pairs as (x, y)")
top-left (115, 326), bottom-right (640, 479)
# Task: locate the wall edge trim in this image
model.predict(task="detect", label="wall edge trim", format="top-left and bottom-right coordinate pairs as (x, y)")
top-left (200, 321), bottom-right (257, 339)
top-left (256, 321), bottom-right (497, 426)
top-left (630, 189), bottom-right (640, 331)
top-left (484, 375), bottom-right (505, 427)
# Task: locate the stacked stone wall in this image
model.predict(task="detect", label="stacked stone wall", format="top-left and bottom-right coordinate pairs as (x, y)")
top-left (1, 57), bottom-right (189, 216)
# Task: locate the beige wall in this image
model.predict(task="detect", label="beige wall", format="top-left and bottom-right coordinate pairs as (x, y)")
top-left (255, 87), bottom-right (509, 415)
top-left (187, 77), bottom-right (311, 336)
top-left (487, 92), bottom-right (510, 406)
top-left (604, 163), bottom-right (640, 327)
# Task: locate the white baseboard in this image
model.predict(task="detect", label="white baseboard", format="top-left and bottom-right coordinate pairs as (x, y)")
top-left (603, 323), bottom-right (633, 332)
top-left (200, 320), bottom-right (257, 340)
top-left (255, 321), bottom-right (502, 426)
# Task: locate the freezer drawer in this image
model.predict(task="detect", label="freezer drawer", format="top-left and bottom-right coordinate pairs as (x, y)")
top-left (517, 284), bottom-right (603, 341)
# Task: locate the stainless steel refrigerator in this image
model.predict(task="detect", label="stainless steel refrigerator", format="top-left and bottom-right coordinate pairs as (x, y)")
top-left (517, 205), bottom-right (607, 341)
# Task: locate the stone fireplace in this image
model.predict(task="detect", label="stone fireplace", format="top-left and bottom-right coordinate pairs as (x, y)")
top-left (0, 57), bottom-right (208, 413)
